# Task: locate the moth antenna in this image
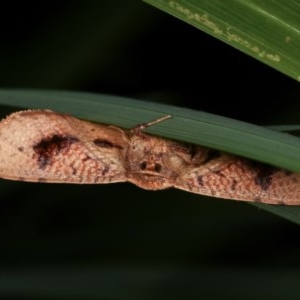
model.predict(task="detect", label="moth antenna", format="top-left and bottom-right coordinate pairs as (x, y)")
top-left (132, 115), bottom-right (172, 132)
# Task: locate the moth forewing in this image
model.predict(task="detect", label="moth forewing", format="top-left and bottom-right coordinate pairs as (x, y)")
top-left (176, 153), bottom-right (300, 205)
top-left (0, 110), bottom-right (127, 183)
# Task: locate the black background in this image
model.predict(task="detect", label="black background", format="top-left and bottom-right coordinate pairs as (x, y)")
top-left (0, 1), bottom-right (300, 299)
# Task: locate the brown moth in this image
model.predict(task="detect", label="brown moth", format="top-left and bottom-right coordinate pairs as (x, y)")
top-left (0, 109), bottom-right (299, 205)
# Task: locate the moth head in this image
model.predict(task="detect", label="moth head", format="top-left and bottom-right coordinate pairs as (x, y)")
top-left (126, 133), bottom-right (191, 190)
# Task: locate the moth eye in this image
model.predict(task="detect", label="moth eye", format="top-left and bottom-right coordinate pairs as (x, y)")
top-left (140, 161), bottom-right (147, 170)
top-left (139, 162), bottom-right (162, 173)
top-left (154, 163), bottom-right (162, 173)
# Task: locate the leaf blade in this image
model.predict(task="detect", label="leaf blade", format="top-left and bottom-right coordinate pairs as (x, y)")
top-left (144, 0), bottom-right (300, 81)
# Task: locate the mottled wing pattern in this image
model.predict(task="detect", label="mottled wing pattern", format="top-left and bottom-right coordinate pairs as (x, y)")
top-left (175, 151), bottom-right (300, 205)
top-left (0, 110), bottom-right (128, 183)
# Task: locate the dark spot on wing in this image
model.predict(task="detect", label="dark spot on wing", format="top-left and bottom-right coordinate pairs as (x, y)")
top-left (93, 139), bottom-right (123, 150)
top-left (197, 176), bottom-right (204, 186)
top-left (101, 166), bottom-right (109, 176)
top-left (33, 134), bottom-right (78, 169)
top-left (213, 170), bottom-right (225, 177)
top-left (231, 179), bottom-right (237, 191)
top-left (82, 155), bottom-right (92, 162)
top-left (71, 166), bottom-right (77, 175)
top-left (247, 160), bottom-right (277, 191)
top-left (18, 147), bottom-right (24, 152)
top-left (255, 167), bottom-right (276, 191)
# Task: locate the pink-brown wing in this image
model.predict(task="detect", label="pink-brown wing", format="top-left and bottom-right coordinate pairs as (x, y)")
top-left (175, 150), bottom-right (300, 205)
top-left (0, 110), bottom-right (128, 183)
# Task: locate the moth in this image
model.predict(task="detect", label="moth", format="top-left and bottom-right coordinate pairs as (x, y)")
top-left (0, 109), bottom-right (299, 205)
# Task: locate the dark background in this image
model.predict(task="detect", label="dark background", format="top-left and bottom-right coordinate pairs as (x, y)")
top-left (0, 1), bottom-right (300, 299)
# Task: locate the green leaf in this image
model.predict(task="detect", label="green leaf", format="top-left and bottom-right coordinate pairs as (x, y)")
top-left (1, 89), bottom-right (300, 171)
top-left (144, 0), bottom-right (300, 81)
top-left (252, 202), bottom-right (300, 225)
top-left (1, 89), bottom-right (300, 224)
